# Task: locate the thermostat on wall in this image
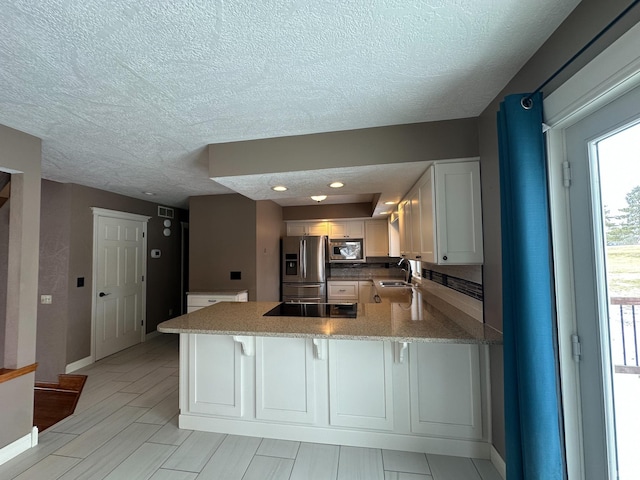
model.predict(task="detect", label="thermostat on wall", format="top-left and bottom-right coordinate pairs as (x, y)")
top-left (151, 249), bottom-right (161, 258)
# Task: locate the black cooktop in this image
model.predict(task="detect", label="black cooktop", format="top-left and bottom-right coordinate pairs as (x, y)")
top-left (263, 302), bottom-right (357, 318)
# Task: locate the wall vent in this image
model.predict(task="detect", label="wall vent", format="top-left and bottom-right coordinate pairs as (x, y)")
top-left (158, 206), bottom-right (174, 219)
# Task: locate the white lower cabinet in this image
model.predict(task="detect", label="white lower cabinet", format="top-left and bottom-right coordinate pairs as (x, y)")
top-left (181, 334), bottom-right (486, 456)
top-left (184, 334), bottom-right (245, 417)
top-left (187, 291), bottom-right (248, 313)
top-left (255, 337), bottom-right (316, 424)
top-left (409, 342), bottom-right (483, 440)
top-left (327, 281), bottom-right (359, 302)
top-left (328, 340), bottom-right (394, 430)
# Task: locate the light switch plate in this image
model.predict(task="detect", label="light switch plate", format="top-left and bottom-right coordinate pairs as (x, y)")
top-left (41, 294), bottom-right (52, 304)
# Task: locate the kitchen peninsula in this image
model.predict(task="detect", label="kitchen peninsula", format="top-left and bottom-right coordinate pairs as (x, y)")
top-left (157, 284), bottom-right (502, 459)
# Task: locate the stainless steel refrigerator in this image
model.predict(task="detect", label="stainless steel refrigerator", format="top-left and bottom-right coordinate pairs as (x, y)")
top-left (282, 236), bottom-right (327, 303)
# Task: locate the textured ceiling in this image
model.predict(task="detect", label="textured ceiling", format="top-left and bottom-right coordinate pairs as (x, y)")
top-left (0, 0), bottom-right (580, 210)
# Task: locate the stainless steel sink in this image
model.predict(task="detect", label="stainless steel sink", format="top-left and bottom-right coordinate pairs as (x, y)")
top-left (379, 281), bottom-right (412, 288)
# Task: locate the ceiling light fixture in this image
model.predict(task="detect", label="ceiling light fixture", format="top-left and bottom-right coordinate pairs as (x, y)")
top-left (379, 211), bottom-right (390, 215)
top-left (384, 201), bottom-right (396, 205)
top-left (142, 191), bottom-right (156, 196)
top-left (272, 186), bottom-right (287, 192)
top-left (329, 182), bottom-right (344, 188)
top-left (311, 195), bottom-right (327, 202)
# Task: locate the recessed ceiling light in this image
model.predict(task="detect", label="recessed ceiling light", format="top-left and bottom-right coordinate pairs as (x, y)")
top-left (329, 182), bottom-right (344, 188)
top-left (311, 195), bottom-right (327, 202)
top-left (142, 191), bottom-right (156, 196)
top-left (384, 201), bottom-right (396, 205)
top-left (272, 186), bottom-right (287, 192)
top-left (379, 211), bottom-right (390, 215)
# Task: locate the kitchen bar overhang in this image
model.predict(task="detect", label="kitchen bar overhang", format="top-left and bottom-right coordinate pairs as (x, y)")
top-left (158, 287), bottom-right (501, 345)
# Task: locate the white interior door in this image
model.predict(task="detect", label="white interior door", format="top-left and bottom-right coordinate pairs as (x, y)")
top-left (93, 209), bottom-right (149, 360)
top-left (563, 84), bottom-right (640, 480)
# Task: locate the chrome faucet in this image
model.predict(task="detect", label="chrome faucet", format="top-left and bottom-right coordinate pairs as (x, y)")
top-left (397, 257), bottom-right (412, 284)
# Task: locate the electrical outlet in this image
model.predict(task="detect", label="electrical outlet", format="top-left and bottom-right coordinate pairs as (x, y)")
top-left (40, 294), bottom-right (52, 304)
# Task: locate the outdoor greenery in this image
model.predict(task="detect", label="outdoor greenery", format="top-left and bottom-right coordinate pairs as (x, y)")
top-left (606, 245), bottom-right (640, 297)
top-left (606, 185), bottom-right (640, 245)
top-left (605, 186), bottom-right (640, 297)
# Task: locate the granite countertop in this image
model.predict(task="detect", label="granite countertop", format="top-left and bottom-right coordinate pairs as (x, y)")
top-left (159, 286), bottom-right (502, 345)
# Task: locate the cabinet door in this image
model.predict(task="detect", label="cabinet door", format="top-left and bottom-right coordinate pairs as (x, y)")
top-left (409, 343), bottom-right (482, 439)
top-left (364, 220), bottom-right (389, 257)
top-left (187, 334), bottom-right (244, 417)
top-left (434, 162), bottom-right (484, 264)
top-left (255, 337), bottom-right (316, 424)
top-left (328, 340), bottom-right (394, 430)
top-left (287, 222), bottom-right (308, 236)
top-left (329, 221), bottom-right (364, 238)
top-left (306, 221), bottom-right (328, 236)
top-left (346, 220), bottom-right (365, 238)
top-left (357, 281), bottom-right (375, 303)
top-left (327, 281), bottom-right (359, 301)
top-left (418, 167), bottom-right (437, 263)
top-left (409, 189), bottom-right (421, 260)
top-left (398, 200), bottom-right (411, 256)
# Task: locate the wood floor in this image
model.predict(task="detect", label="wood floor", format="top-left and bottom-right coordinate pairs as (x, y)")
top-left (0, 334), bottom-right (503, 480)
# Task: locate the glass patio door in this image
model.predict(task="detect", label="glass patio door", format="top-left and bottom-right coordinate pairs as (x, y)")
top-left (564, 84), bottom-right (640, 480)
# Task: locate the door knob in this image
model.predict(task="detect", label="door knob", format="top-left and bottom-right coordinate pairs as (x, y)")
top-left (99, 292), bottom-right (110, 297)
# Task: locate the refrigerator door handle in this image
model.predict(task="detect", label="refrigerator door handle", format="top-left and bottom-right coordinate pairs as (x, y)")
top-left (301, 239), bottom-right (307, 279)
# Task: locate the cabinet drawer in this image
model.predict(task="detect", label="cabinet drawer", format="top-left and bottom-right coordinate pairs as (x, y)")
top-left (187, 292), bottom-right (248, 307)
top-left (187, 296), bottom-right (222, 308)
top-left (327, 282), bottom-right (359, 301)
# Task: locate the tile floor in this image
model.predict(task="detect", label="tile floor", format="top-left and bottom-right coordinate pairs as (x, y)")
top-left (0, 334), bottom-right (503, 479)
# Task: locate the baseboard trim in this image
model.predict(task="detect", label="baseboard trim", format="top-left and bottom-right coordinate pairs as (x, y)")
top-left (145, 330), bottom-right (160, 341)
top-left (179, 414), bottom-right (491, 459)
top-left (491, 445), bottom-right (506, 479)
top-left (0, 427), bottom-right (38, 467)
top-left (65, 356), bottom-right (93, 374)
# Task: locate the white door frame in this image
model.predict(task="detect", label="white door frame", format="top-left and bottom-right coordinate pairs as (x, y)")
top-left (544, 22), bottom-right (640, 480)
top-left (91, 207), bottom-right (150, 362)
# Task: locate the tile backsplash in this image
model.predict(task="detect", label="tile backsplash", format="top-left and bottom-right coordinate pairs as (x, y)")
top-left (328, 258), bottom-right (405, 279)
top-left (422, 267), bottom-right (483, 301)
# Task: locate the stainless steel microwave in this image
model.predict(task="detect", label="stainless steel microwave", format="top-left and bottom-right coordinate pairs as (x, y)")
top-left (328, 238), bottom-right (365, 263)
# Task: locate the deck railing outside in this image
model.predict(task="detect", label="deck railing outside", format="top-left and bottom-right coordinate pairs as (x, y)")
top-left (611, 297), bottom-right (640, 371)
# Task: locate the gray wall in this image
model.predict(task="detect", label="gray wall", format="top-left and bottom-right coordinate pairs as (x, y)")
top-left (283, 202), bottom-right (374, 221)
top-left (478, 0), bottom-right (640, 458)
top-left (189, 194), bottom-right (282, 302)
top-left (37, 180), bottom-right (72, 382)
top-left (189, 194), bottom-right (258, 299)
top-left (29, 180), bottom-right (185, 379)
top-left (0, 174), bottom-right (9, 365)
top-left (256, 200), bottom-right (284, 301)
top-left (209, 118), bottom-right (479, 177)
top-left (64, 183), bottom-right (185, 367)
top-left (0, 123), bottom-right (41, 450)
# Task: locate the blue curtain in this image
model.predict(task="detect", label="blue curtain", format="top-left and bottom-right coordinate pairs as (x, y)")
top-left (498, 92), bottom-right (565, 479)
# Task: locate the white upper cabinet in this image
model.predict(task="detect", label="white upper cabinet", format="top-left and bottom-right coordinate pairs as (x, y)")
top-left (417, 168), bottom-right (437, 263)
top-left (286, 221), bottom-right (328, 236)
top-left (398, 161), bottom-right (483, 265)
top-left (328, 220), bottom-right (365, 239)
top-left (409, 188), bottom-right (421, 260)
top-left (433, 162), bottom-right (483, 264)
top-left (364, 220), bottom-right (389, 257)
top-left (398, 199), bottom-right (412, 257)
